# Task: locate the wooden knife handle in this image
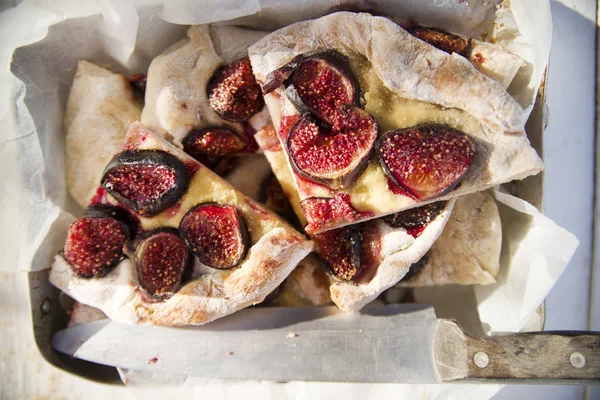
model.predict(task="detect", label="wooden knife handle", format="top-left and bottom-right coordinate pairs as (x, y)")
top-left (435, 320), bottom-right (600, 384)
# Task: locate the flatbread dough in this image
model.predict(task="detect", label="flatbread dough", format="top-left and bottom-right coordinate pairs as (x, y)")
top-left (249, 12), bottom-right (543, 233)
top-left (64, 60), bottom-right (142, 208)
top-left (399, 191), bottom-right (501, 286)
top-left (50, 122), bottom-right (312, 326)
top-left (141, 25), bottom-right (270, 145)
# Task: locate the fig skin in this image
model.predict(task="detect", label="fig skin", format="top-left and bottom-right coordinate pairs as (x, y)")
top-left (134, 228), bottom-right (191, 300)
top-left (178, 203), bottom-right (249, 270)
top-left (101, 150), bottom-right (189, 217)
top-left (375, 124), bottom-right (475, 200)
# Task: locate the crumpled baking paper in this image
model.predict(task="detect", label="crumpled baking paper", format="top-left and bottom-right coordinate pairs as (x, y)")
top-left (0, 0), bottom-right (575, 399)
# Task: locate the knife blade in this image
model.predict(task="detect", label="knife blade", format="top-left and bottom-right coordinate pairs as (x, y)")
top-left (52, 305), bottom-right (600, 384)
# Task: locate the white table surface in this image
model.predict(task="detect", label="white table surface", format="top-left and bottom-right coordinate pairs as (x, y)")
top-left (0, 1), bottom-right (597, 399)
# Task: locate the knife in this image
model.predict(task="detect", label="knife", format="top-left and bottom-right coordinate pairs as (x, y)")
top-left (52, 304), bottom-right (600, 384)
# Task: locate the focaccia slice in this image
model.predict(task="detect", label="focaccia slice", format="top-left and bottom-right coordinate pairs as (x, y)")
top-left (65, 60), bottom-right (142, 208)
top-left (398, 191), bottom-right (501, 287)
top-left (249, 12), bottom-right (543, 234)
top-left (50, 122), bottom-right (312, 326)
top-left (141, 25), bottom-right (270, 158)
top-left (256, 124), bottom-right (453, 312)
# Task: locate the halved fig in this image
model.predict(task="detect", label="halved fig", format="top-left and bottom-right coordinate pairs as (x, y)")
top-left (409, 27), bottom-right (471, 58)
top-left (207, 57), bottom-right (264, 123)
top-left (375, 124), bottom-right (475, 199)
top-left (285, 51), bottom-right (360, 126)
top-left (182, 127), bottom-right (247, 158)
top-left (178, 204), bottom-right (249, 269)
top-left (134, 228), bottom-right (190, 299)
top-left (383, 201), bottom-right (447, 229)
top-left (287, 107), bottom-right (377, 189)
top-left (101, 150), bottom-right (189, 217)
top-left (63, 206), bottom-right (130, 278)
top-left (314, 225), bottom-right (362, 281)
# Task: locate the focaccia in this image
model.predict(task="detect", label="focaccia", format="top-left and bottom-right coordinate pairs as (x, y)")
top-left (50, 122), bottom-right (312, 326)
top-left (141, 25), bottom-right (270, 157)
top-left (256, 124), bottom-right (454, 312)
top-left (65, 60), bottom-right (142, 208)
top-left (249, 12), bottom-right (543, 234)
top-left (398, 190), bottom-right (501, 286)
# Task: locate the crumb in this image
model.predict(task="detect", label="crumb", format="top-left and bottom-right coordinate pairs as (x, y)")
top-left (226, 351), bottom-right (234, 356)
top-left (358, 329), bottom-right (363, 333)
top-left (285, 332), bottom-right (298, 338)
top-left (148, 357), bottom-right (158, 364)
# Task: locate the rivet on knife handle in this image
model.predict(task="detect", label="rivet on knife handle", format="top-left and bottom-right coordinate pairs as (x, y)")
top-left (434, 320), bottom-right (600, 384)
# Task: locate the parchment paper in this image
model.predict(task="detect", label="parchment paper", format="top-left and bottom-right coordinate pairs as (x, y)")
top-left (0, 0), bottom-right (576, 399)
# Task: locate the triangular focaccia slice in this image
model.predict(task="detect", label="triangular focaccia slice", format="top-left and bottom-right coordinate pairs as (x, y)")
top-left (50, 122), bottom-right (312, 326)
top-left (397, 190), bottom-right (501, 287)
top-left (256, 125), bottom-right (454, 312)
top-left (249, 12), bottom-right (543, 234)
top-left (65, 60), bottom-right (142, 208)
top-left (141, 25), bottom-right (271, 160)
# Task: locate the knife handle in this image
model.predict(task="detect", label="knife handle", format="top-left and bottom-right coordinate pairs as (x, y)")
top-left (436, 320), bottom-right (600, 384)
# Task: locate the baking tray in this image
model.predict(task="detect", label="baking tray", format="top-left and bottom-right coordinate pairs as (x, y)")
top-left (21, 19), bottom-right (549, 387)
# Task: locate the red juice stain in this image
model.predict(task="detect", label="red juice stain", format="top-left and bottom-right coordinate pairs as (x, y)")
top-left (184, 160), bottom-right (201, 177)
top-left (89, 187), bottom-right (107, 205)
top-left (279, 115), bottom-right (301, 141)
top-left (147, 357), bottom-right (158, 364)
top-left (245, 198), bottom-right (269, 216)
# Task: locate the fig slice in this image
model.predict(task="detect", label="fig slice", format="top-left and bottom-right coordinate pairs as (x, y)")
top-left (375, 124), bottom-right (475, 200)
top-left (263, 50), bottom-right (361, 126)
top-left (101, 150), bottom-right (189, 217)
top-left (134, 228), bottom-right (190, 299)
top-left (287, 106), bottom-right (377, 189)
top-left (408, 26), bottom-right (471, 58)
top-left (207, 57), bottom-right (265, 122)
top-left (285, 51), bottom-right (361, 126)
top-left (63, 205), bottom-right (131, 278)
top-left (314, 225), bottom-right (362, 281)
top-left (178, 204), bottom-right (249, 270)
top-left (182, 127), bottom-right (247, 158)
top-left (383, 201), bottom-right (447, 229)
